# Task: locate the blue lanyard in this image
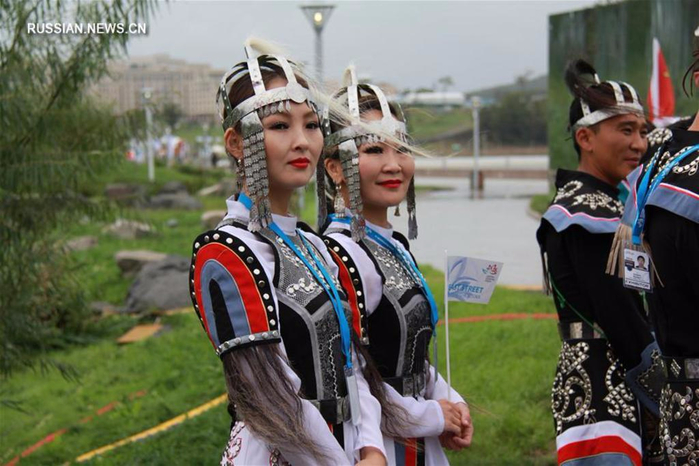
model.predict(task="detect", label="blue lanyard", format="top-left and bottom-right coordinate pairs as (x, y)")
top-left (632, 144), bottom-right (699, 244)
top-left (328, 214), bottom-right (439, 332)
top-left (240, 195), bottom-right (353, 370)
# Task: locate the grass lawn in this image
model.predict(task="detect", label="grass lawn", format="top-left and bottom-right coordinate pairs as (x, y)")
top-left (2, 164), bottom-right (560, 465)
top-left (405, 107), bottom-right (473, 141)
top-left (529, 190), bottom-right (554, 217)
top-left (76, 159), bottom-right (228, 199)
top-left (1, 285), bottom-right (558, 466)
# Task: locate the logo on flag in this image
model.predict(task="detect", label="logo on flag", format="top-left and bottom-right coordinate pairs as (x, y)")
top-left (447, 256), bottom-right (503, 304)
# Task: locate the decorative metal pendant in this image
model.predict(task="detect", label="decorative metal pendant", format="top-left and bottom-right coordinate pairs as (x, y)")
top-left (334, 182), bottom-right (346, 217)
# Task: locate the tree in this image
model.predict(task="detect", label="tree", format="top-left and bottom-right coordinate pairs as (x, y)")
top-left (438, 76), bottom-right (454, 92)
top-left (0, 0), bottom-right (158, 376)
top-left (158, 101), bottom-right (183, 129)
top-left (480, 92), bottom-right (547, 146)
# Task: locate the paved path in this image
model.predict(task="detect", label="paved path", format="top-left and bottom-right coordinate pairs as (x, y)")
top-left (390, 177), bottom-right (549, 287)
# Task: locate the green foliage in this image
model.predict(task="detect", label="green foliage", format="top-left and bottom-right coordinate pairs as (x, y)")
top-left (0, 284), bottom-right (558, 465)
top-left (76, 160), bottom-right (227, 198)
top-left (157, 102), bottom-right (183, 129)
top-left (405, 107), bottom-right (473, 141)
top-left (530, 190), bottom-right (556, 216)
top-left (480, 92), bottom-right (547, 146)
top-left (0, 0), bottom-right (158, 375)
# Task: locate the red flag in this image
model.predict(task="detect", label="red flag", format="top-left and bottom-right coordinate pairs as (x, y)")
top-left (648, 38), bottom-right (676, 126)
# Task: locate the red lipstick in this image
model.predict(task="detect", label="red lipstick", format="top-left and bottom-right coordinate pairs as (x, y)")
top-left (289, 157), bottom-right (310, 169)
top-left (378, 179), bottom-right (402, 189)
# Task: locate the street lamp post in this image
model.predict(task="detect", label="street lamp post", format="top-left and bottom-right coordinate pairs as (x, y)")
top-left (471, 96), bottom-right (482, 198)
top-left (300, 4), bottom-right (335, 86)
top-left (141, 88), bottom-right (155, 182)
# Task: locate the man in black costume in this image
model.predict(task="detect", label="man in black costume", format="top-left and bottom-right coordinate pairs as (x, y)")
top-left (537, 59), bottom-right (665, 465)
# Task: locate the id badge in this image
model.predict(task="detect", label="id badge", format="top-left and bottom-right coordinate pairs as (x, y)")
top-left (345, 366), bottom-right (362, 426)
top-left (622, 241), bottom-right (652, 292)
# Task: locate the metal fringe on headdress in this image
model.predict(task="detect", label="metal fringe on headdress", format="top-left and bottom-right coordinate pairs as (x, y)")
top-left (316, 151), bottom-right (328, 229)
top-left (339, 140), bottom-right (365, 241)
top-left (407, 176), bottom-right (417, 240)
top-left (240, 112), bottom-right (271, 232)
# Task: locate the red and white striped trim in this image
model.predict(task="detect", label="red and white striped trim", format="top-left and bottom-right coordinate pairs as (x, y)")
top-left (557, 421), bottom-right (642, 465)
top-left (658, 182), bottom-right (699, 200)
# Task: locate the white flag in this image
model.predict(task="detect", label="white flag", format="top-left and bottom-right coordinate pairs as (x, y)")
top-left (446, 256), bottom-right (503, 304)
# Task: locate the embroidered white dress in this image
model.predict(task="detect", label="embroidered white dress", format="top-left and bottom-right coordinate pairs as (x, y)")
top-left (326, 218), bottom-right (466, 466)
top-left (218, 198), bottom-right (385, 466)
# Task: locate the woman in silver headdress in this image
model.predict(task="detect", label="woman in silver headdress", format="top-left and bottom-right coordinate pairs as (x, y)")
top-left (320, 66), bottom-right (473, 466)
top-left (189, 41), bottom-right (386, 466)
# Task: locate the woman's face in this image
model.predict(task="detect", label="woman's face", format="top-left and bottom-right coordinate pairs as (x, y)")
top-left (227, 76), bottom-right (323, 193)
top-left (356, 110), bottom-right (415, 211)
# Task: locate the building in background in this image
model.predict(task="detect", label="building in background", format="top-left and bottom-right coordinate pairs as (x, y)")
top-left (91, 54), bottom-right (225, 123)
top-left (548, 0), bottom-right (698, 171)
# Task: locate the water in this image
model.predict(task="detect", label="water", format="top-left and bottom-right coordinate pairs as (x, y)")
top-left (389, 176), bottom-right (550, 287)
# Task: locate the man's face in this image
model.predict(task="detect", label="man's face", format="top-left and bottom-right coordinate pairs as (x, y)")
top-left (577, 114), bottom-right (648, 184)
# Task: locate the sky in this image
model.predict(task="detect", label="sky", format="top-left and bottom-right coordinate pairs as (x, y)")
top-left (127, 0), bottom-right (600, 92)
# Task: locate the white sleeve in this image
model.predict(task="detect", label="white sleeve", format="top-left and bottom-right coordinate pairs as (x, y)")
top-left (303, 230), bottom-right (340, 276)
top-left (330, 233), bottom-right (383, 316)
top-left (383, 383), bottom-right (445, 438)
top-left (352, 352), bottom-right (387, 461)
top-left (424, 362), bottom-right (466, 405)
top-left (277, 355), bottom-right (352, 466)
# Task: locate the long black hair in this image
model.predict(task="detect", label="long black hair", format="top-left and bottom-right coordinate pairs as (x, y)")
top-left (681, 35), bottom-right (699, 97)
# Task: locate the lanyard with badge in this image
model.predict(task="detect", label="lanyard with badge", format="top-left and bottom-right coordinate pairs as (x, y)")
top-left (239, 195), bottom-right (361, 425)
top-left (625, 143), bottom-right (699, 291)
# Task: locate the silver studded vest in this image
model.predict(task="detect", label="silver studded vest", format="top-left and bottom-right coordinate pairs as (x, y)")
top-left (362, 238), bottom-right (432, 379)
top-left (254, 227), bottom-right (350, 403)
top-left (324, 228), bottom-right (433, 393)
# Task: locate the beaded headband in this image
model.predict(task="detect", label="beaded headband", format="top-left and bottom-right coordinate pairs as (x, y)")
top-left (571, 73), bottom-right (644, 132)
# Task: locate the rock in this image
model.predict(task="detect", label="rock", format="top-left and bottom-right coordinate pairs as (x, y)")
top-left (115, 250), bottom-right (168, 276)
top-left (165, 218), bottom-right (179, 228)
top-left (105, 183), bottom-right (147, 205)
top-left (201, 210), bottom-right (227, 230)
top-left (125, 255), bottom-right (191, 313)
top-left (197, 179), bottom-right (236, 197)
top-left (197, 183), bottom-right (222, 197)
top-left (65, 235), bottom-right (98, 252)
top-left (90, 301), bottom-right (128, 315)
top-left (158, 180), bottom-right (188, 195)
top-left (147, 193), bottom-right (202, 210)
top-left (219, 179), bottom-right (237, 196)
top-left (103, 219), bottom-right (155, 240)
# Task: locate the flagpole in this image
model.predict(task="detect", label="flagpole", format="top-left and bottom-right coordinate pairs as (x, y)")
top-left (444, 249), bottom-right (451, 401)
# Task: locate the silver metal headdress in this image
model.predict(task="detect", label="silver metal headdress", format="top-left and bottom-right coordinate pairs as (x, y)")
top-left (570, 74), bottom-right (644, 132)
top-left (217, 44), bottom-right (316, 232)
top-left (321, 65), bottom-right (417, 240)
